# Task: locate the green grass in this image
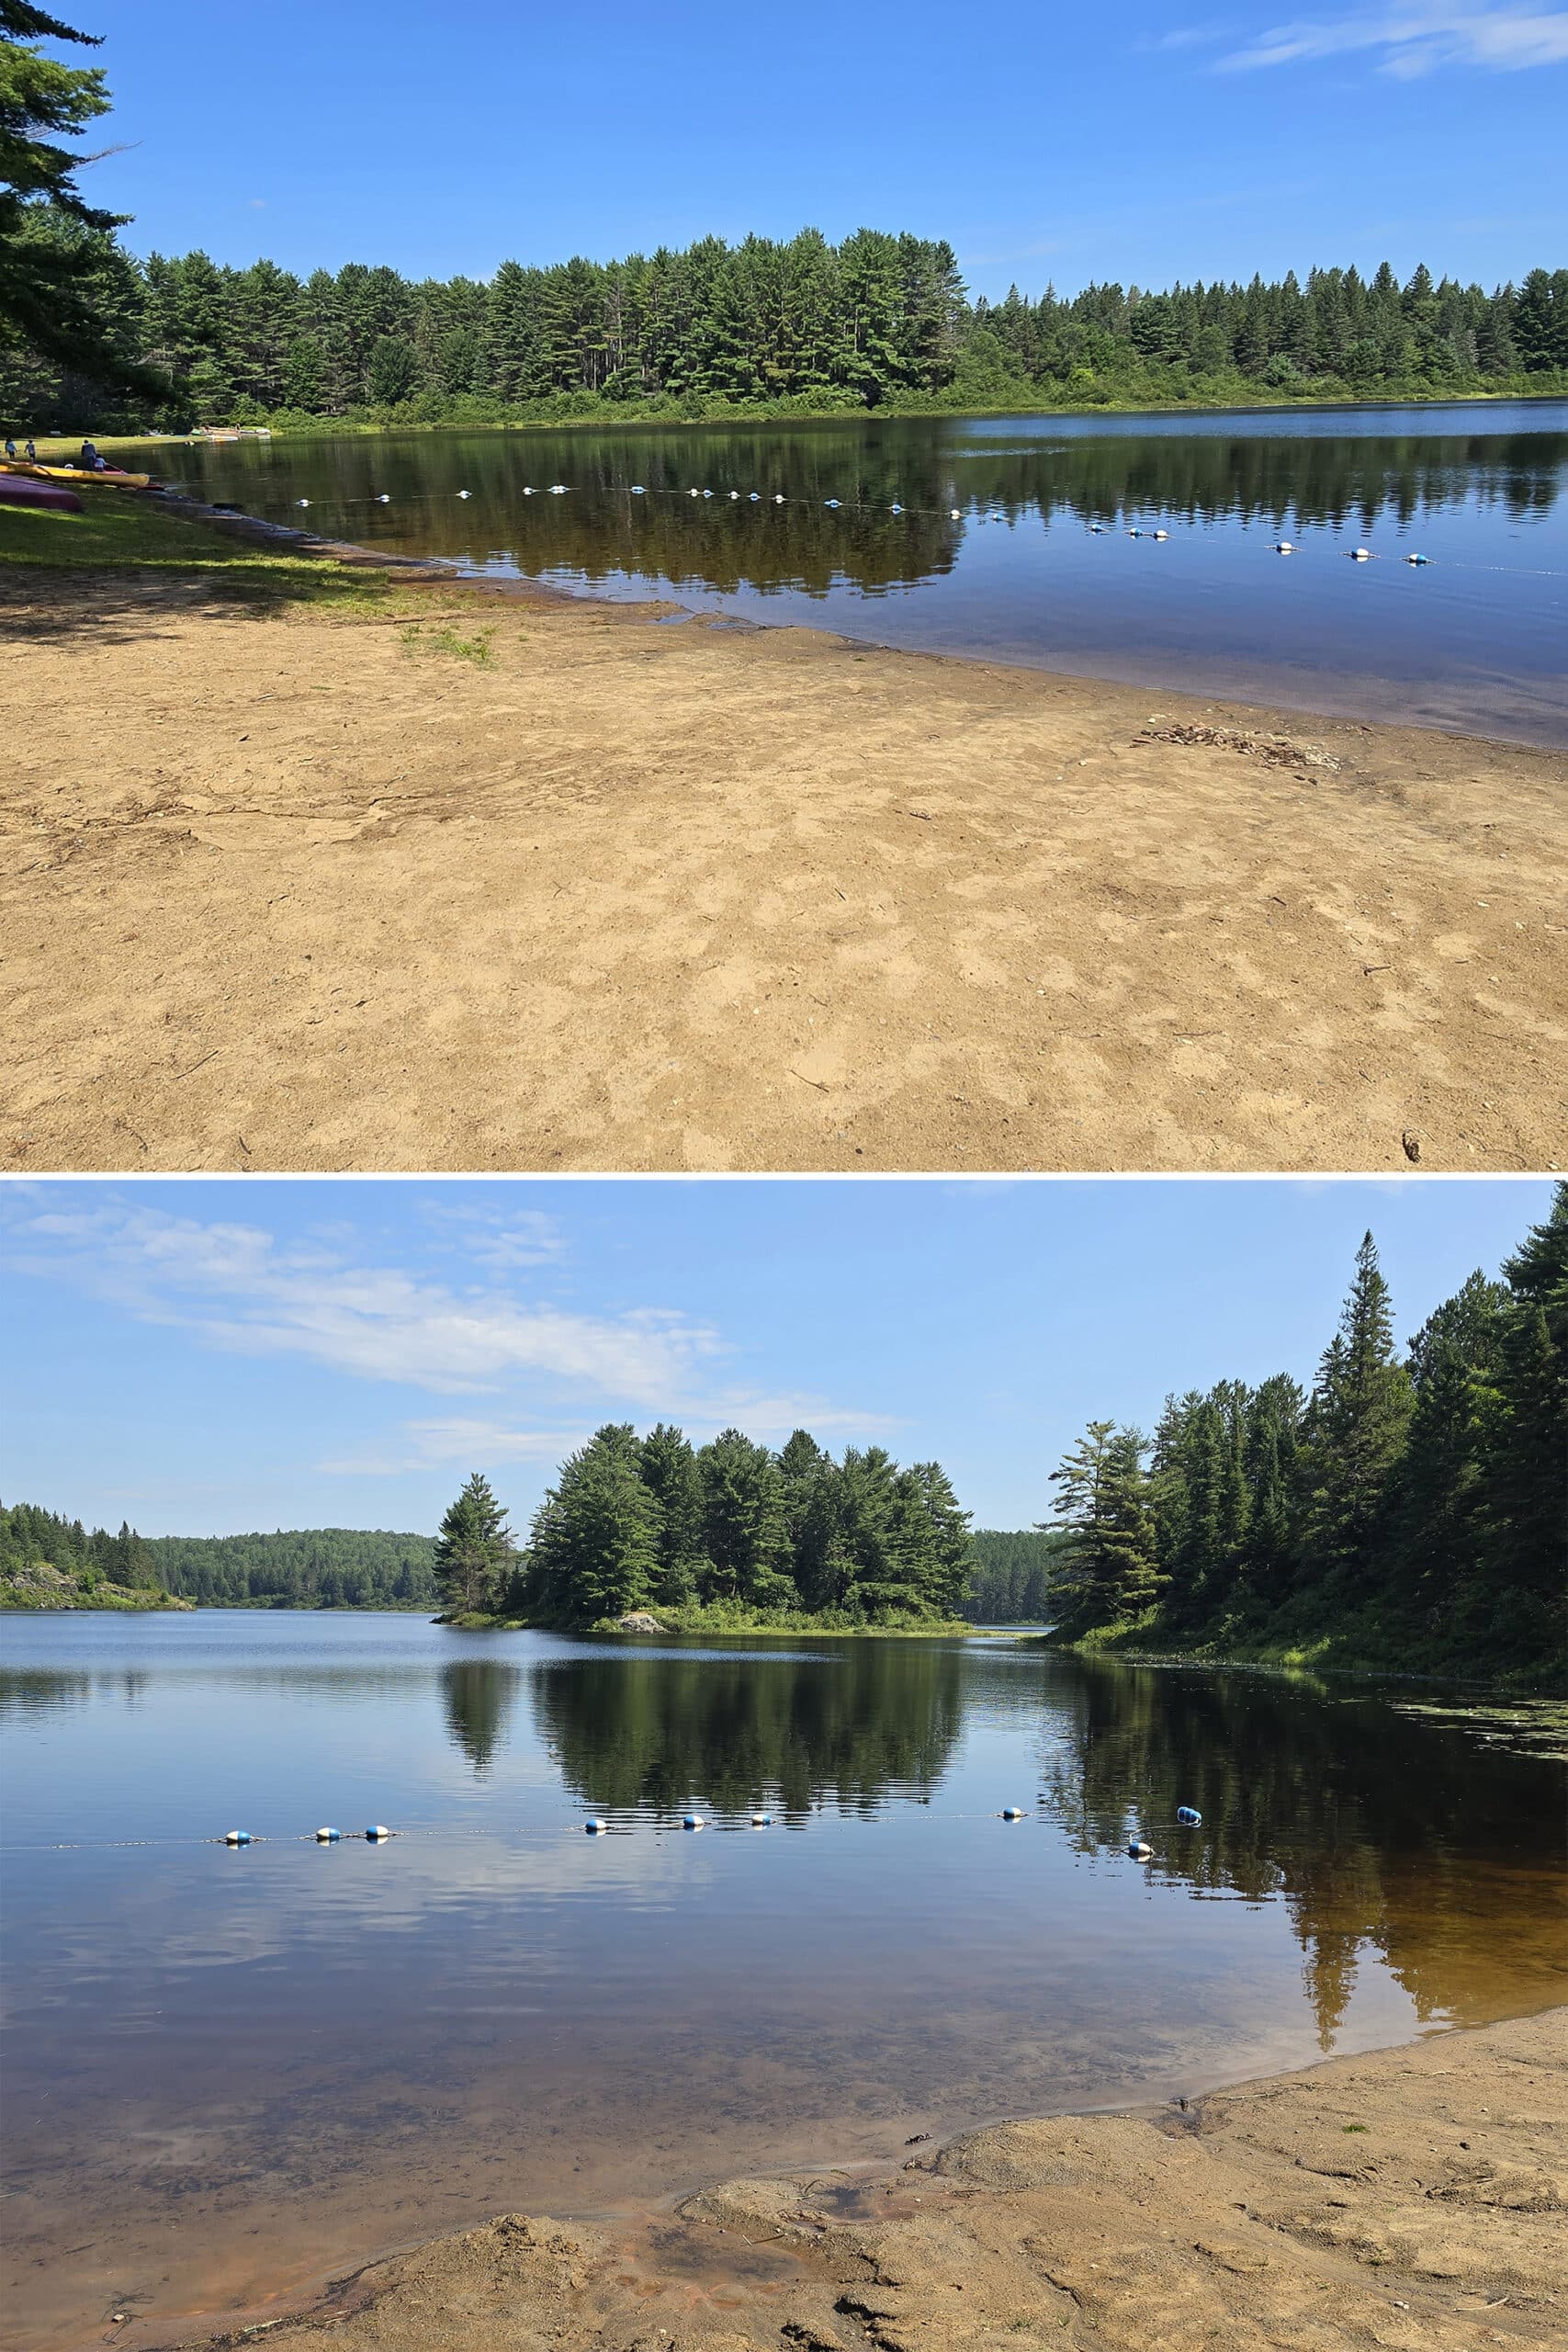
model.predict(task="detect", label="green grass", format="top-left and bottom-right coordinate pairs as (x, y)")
top-left (400, 619), bottom-right (495, 664)
top-left (0, 490), bottom-right (390, 613)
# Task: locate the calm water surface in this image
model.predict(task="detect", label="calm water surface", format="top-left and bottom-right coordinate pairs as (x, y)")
top-left (2, 1611), bottom-right (1563, 2347)
top-left (162, 404), bottom-right (1568, 742)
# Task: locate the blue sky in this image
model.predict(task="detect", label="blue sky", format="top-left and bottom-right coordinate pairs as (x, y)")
top-left (63, 4), bottom-right (1566, 296)
top-left (0, 1179), bottom-right (1551, 1538)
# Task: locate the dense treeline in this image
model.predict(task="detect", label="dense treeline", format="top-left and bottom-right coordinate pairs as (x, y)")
top-left (961, 1530), bottom-right (1066, 1623)
top-left (0, 1506), bottom-right (439, 1608)
top-left (1, 1498), bottom-right (164, 1591)
top-left (146, 1528), bottom-right (439, 1609)
top-left (434, 1426), bottom-right (974, 1628)
top-left (1047, 1188), bottom-right (1567, 1688)
top-left (5, 206), bottom-right (1565, 432)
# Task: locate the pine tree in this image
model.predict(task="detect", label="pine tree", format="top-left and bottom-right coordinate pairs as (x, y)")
top-left (697, 1429), bottom-right (795, 1608)
top-left (1303, 1234), bottom-right (1415, 1577)
top-left (433, 1471), bottom-right (516, 1616)
top-left (1048, 1421), bottom-right (1162, 1627)
top-left (637, 1421), bottom-right (706, 1607)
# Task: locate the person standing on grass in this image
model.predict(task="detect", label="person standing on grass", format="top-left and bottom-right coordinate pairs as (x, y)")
top-left (4, 437), bottom-right (15, 459)
top-left (25, 438), bottom-right (36, 460)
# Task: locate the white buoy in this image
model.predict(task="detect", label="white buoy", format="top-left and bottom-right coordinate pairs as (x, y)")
top-left (225, 1829), bottom-right (251, 1846)
top-left (689, 487), bottom-right (702, 497)
top-left (295, 497), bottom-right (310, 508)
top-left (1404, 552), bottom-right (1429, 565)
top-left (1273, 540), bottom-right (1294, 554)
top-left (630, 484), bottom-right (646, 494)
top-left (1002, 1806), bottom-right (1024, 1821)
top-left (751, 1812), bottom-right (773, 1826)
top-left (1128, 1839), bottom-right (1153, 1860)
top-left (950, 507), bottom-right (961, 520)
top-left (548, 484), bottom-right (569, 495)
top-left (729, 490), bottom-right (740, 500)
top-left (682, 1813), bottom-right (705, 1830)
top-left (457, 490), bottom-right (471, 500)
top-left (315, 1826), bottom-right (340, 1842)
top-left (523, 486), bottom-right (535, 495)
top-left (584, 1816), bottom-right (607, 1834)
top-left (375, 492), bottom-right (390, 503)
top-left (1348, 547), bottom-right (1373, 561)
top-left (773, 492), bottom-right (786, 504)
top-left (365, 1824), bottom-right (390, 1841)
top-left (1150, 528), bottom-right (1169, 541)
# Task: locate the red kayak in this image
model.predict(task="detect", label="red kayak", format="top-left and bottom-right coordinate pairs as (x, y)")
top-left (0, 474), bottom-right (83, 513)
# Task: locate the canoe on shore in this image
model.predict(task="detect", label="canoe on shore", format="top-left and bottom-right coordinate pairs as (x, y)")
top-left (0, 474), bottom-right (84, 512)
top-left (0, 461), bottom-right (152, 490)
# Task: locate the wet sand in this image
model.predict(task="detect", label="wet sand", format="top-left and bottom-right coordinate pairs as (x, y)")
top-left (2, 565), bottom-right (1564, 1172)
top-left (136, 2007), bottom-right (1568, 2352)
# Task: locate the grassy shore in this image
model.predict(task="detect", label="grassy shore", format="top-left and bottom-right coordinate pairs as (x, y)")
top-left (0, 1562), bottom-right (191, 1611)
top-left (20, 381), bottom-right (1566, 464)
top-left (441, 1608), bottom-right (972, 1636)
top-left (1043, 1602), bottom-right (1564, 1699)
top-left (0, 486), bottom-right (392, 605)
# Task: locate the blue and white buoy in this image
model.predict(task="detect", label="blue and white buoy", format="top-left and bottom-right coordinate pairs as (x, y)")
top-left (315, 1826), bottom-right (341, 1842)
top-left (1404, 552), bottom-right (1429, 565)
top-left (225, 1829), bottom-right (252, 1846)
top-left (890, 503), bottom-right (903, 514)
top-left (824, 499), bottom-right (840, 510)
top-left (682, 1813), bottom-right (705, 1830)
top-left (296, 498), bottom-right (310, 508)
top-left (751, 1812), bottom-right (773, 1826)
top-left (749, 491), bottom-right (761, 502)
top-left (1273, 540), bottom-right (1294, 554)
top-left (1128, 1839), bottom-right (1153, 1860)
top-left (584, 1816), bottom-right (607, 1834)
top-left (374, 492), bottom-right (390, 504)
top-left (630, 484), bottom-right (646, 494)
top-left (365, 1824), bottom-right (390, 1841)
top-left (1348, 547), bottom-right (1373, 561)
top-left (1176, 1805), bottom-right (1201, 1826)
top-left (1002, 1806), bottom-right (1024, 1821)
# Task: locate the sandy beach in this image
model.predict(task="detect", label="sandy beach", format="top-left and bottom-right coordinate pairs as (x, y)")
top-left (137, 2007), bottom-right (1566, 2352)
top-left (2, 561), bottom-right (1564, 1172)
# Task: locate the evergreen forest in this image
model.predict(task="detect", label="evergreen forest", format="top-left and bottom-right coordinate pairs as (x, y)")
top-left (432, 1427), bottom-right (976, 1630)
top-left (6, 210), bottom-right (1566, 433)
top-left (1045, 1186), bottom-right (1567, 1690)
top-left (0, 1506), bottom-right (438, 1608)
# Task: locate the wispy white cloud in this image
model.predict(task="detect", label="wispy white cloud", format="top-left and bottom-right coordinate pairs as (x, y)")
top-left (6, 1196), bottom-right (897, 1460)
top-left (1216, 4), bottom-right (1568, 75)
top-left (5, 1201), bottom-right (717, 1401)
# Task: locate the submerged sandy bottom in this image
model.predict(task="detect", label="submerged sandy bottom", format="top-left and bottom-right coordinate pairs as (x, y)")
top-left (2, 568), bottom-right (1563, 1171)
top-left (55, 2007), bottom-right (1568, 2352)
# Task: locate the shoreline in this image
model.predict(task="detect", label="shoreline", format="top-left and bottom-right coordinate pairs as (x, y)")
top-left (125, 2005), bottom-right (1566, 2352)
top-left (5, 541), bottom-right (1563, 1173)
top-left (34, 386), bottom-right (1568, 457)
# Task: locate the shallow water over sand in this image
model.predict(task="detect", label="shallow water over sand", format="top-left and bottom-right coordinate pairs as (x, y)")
top-left (2, 1614), bottom-right (1563, 2346)
top-left (160, 403), bottom-right (1568, 742)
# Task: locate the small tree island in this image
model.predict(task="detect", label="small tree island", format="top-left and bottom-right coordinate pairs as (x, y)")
top-left (432, 1427), bottom-right (975, 1633)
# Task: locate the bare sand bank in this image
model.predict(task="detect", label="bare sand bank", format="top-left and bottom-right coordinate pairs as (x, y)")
top-left (2, 564), bottom-right (1564, 1172)
top-left (147, 2007), bottom-right (1566, 2352)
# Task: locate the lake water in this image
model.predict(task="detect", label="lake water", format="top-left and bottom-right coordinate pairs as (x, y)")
top-left (2, 1612), bottom-right (1563, 2348)
top-left (159, 404), bottom-right (1568, 744)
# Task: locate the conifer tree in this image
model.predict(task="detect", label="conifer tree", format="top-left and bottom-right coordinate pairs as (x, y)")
top-left (637, 1421), bottom-right (706, 1608)
top-left (433, 1470), bottom-right (516, 1616)
top-left (1048, 1421), bottom-right (1162, 1627)
top-left (1303, 1234), bottom-right (1415, 1577)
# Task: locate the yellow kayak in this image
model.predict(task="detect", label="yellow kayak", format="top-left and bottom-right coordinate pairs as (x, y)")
top-left (0, 461), bottom-right (152, 489)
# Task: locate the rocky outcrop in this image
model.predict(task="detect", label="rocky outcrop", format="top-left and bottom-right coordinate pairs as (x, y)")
top-left (615, 1611), bottom-right (668, 1634)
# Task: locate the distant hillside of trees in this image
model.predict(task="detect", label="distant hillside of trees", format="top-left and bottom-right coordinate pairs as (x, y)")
top-left (961, 1529), bottom-right (1066, 1623)
top-left (0, 1500), bottom-right (186, 1610)
top-left (146, 1529), bottom-right (438, 1608)
top-left (6, 209), bottom-right (1564, 433)
top-left (1046, 1187), bottom-right (1567, 1691)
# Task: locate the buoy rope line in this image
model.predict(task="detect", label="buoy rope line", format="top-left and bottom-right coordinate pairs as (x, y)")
top-left (265, 482), bottom-right (1568, 578)
top-left (7, 1807), bottom-right (1206, 1853)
